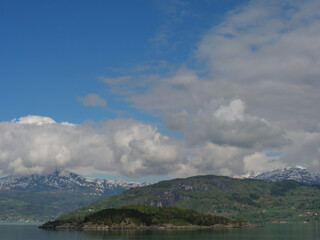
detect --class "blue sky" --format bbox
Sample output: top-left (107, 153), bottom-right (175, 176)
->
top-left (0, 0), bottom-right (243, 124)
top-left (1, 0), bottom-right (320, 182)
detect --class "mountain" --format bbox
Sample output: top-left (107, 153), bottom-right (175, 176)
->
top-left (251, 167), bottom-right (320, 185)
top-left (60, 175), bottom-right (320, 224)
top-left (0, 169), bottom-right (145, 196)
top-left (0, 170), bottom-right (146, 222)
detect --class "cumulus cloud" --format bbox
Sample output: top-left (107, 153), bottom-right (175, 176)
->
top-left (78, 93), bottom-right (107, 107)
top-left (164, 99), bottom-right (289, 150)
top-left (15, 115), bottom-right (56, 125)
top-left (281, 130), bottom-right (320, 172)
top-left (181, 142), bottom-right (250, 177)
top-left (0, 116), bottom-right (182, 177)
top-left (243, 152), bottom-right (286, 174)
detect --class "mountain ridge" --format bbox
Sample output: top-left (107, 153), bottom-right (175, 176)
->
top-left (0, 169), bottom-right (147, 196)
top-left (249, 167), bottom-right (320, 185)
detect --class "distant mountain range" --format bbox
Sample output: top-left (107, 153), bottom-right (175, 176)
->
top-left (238, 167), bottom-right (320, 185)
top-left (0, 170), bottom-right (147, 222)
top-left (1, 167), bottom-right (320, 223)
top-left (0, 169), bottom-right (146, 196)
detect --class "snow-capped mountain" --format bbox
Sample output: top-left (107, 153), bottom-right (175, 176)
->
top-left (233, 171), bottom-right (259, 179)
top-left (251, 167), bottom-right (320, 185)
top-left (0, 169), bottom-right (148, 197)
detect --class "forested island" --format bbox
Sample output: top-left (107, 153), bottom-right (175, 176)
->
top-left (40, 205), bottom-right (253, 230)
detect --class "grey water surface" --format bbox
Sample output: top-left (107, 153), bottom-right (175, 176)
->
top-left (0, 223), bottom-right (319, 240)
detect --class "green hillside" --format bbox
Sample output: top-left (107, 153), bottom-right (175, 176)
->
top-left (0, 190), bottom-right (104, 222)
top-left (59, 175), bottom-right (320, 223)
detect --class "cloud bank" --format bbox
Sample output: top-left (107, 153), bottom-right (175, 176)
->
top-left (164, 99), bottom-right (289, 149)
top-left (0, 116), bottom-right (181, 177)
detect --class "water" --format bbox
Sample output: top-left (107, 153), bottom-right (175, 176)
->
top-left (0, 223), bottom-right (319, 240)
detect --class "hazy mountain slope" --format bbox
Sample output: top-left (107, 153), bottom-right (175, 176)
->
top-left (61, 175), bottom-right (320, 224)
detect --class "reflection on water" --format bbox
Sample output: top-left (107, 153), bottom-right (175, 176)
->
top-left (0, 223), bottom-right (319, 240)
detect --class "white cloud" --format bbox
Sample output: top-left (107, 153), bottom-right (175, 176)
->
top-left (214, 99), bottom-right (245, 122)
top-left (78, 93), bottom-right (107, 107)
top-left (243, 152), bottom-right (285, 174)
top-left (15, 115), bottom-right (56, 125)
top-left (281, 130), bottom-right (320, 171)
top-left (0, 116), bottom-right (182, 177)
top-left (165, 99), bottom-right (289, 150)
top-left (180, 142), bottom-right (250, 177)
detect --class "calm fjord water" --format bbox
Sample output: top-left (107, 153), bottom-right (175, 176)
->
top-left (0, 223), bottom-right (319, 240)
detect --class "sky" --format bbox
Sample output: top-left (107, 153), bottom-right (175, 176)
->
top-left (1, 0), bottom-right (320, 182)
